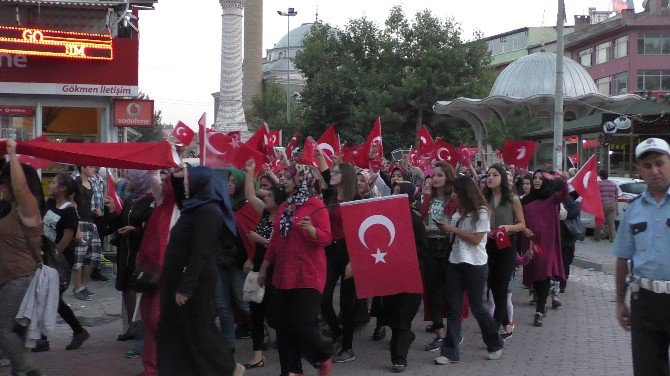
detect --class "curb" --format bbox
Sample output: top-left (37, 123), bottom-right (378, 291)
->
top-left (572, 256), bottom-right (615, 275)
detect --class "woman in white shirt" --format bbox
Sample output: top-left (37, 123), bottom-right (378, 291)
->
top-left (433, 176), bottom-right (503, 365)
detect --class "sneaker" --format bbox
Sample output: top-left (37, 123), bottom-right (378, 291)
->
top-left (31, 339), bottom-right (50, 352)
top-left (125, 350), bottom-right (142, 359)
top-left (500, 331), bottom-right (513, 341)
top-left (433, 356), bottom-right (458, 365)
top-left (332, 349), bottom-right (355, 363)
top-left (487, 349), bottom-right (503, 360)
top-left (318, 359), bottom-right (333, 376)
top-left (460, 335), bottom-right (464, 345)
top-left (66, 329), bottom-right (90, 350)
top-left (425, 336), bottom-right (443, 351)
top-left (392, 363), bottom-right (406, 372)
top-left (533, 313), bottom-right (543, 327)
top-left (74, 290), bottom-right (92, 301)
top-left (551, 299), bottom-right (562, 309)
top-left (372, 326), bottom-right (386, 341)
top-left (83, 287), bottom-right (96, 296)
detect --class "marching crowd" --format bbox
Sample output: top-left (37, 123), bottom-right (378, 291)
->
top-left (1, 136), bottom-right (591, 376)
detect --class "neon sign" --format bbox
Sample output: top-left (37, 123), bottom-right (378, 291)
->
top-left (0, 26), bottom-right (112, 60)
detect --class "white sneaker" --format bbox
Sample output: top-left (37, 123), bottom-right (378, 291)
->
top-left (433, 356), bottom-right (458, 365)
top-left (487, 349), bottom-right (503, 360)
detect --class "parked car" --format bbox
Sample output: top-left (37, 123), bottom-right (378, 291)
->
top-left (579, 177), bottom-right (647, 231)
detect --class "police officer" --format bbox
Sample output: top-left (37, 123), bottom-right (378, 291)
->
top-left (614, 137), bottom-right (670, 376)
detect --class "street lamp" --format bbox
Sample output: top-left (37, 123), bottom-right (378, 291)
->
top-left (277, 7), bottom-right (297, 125)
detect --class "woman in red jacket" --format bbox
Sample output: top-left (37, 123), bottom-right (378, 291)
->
top-left (258, 164), bottom-right (333, 376)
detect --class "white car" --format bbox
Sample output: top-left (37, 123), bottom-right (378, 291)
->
top-left (579, 177), bottom-right (647, 231)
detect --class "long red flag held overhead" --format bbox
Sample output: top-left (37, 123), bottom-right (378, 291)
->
top-left (0, 140), bottom-right (180, 169)
top-left (570, 155), bottom-right (605, 226)
top-left (502, 140), bottom-right (538, 169)
top-left (340, 195), bottom-right (423, 298)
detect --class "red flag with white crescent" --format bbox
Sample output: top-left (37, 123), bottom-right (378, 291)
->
top-left (172, 121), bottom-right (195, 146)
top-left (430, 139), bottom-right (459, 168)
top-left (201, 129), bottom-right (264, 171)
top-left (227, 130), bottom-right (241, 141)
top-left (569, 155), bottom-right (604, 226)
top-left (418, 125), bottom-right (434, 149)
top-left (493, 226), bottom-right (511, 249)
top-left (362, 117), bottom-right (383, 164)
top-left (107, 170), bottom-right (123, 215)
top-left (502, 140), bottom-right (538, 169)
top-left (340, 195), bottom-right (423, 298)
top-left (300, 137), bottom-right (318, 167)
top-left (316, 124), bottom-right (340, 168)
top-left (246, 123), bottom-right (270, 152)
top-left (286, 132), bottom-right (299, 158)
top-left (341, 144), bottom-right (365, 167)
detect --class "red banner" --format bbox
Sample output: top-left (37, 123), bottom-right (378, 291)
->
top-left (0, 106), bottom-right (34, 116)
top-left (113, 99), bottom-right (154, 127)
top-left (340, 195), bottom-right (423, 298)
top-left (502, 140), bottom-right (538, 169)
top-left (570, 155), bottom-right (605, 226)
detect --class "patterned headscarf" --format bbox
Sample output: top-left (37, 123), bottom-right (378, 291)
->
top-left (127, 169), bottom-right (154, 203)
top-left (279, 164), bottom-right (317, 237)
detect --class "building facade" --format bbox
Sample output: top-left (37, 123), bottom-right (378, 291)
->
top-left (484, 26), bottom-right (575, 71)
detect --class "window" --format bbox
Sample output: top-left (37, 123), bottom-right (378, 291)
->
top-left (637, 70), bottom-right (670, 91)
top-left (613, 71), bottom-right (628, 94)
top-left (637, 33), bottom-right (670, 54)
top-left (596, 76), bottom-right (611, 95)
top-left (595, 42), bottom-right (611, 64)
top-left (579, 48), bottom-right (592, 66)
top-left (614, 35), bottom-right (628, 59)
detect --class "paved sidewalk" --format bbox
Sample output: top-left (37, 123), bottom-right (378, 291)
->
top-left (574, 237), bottom-right (617, 275)
top-left (1, 266), bottom-right (632, 376)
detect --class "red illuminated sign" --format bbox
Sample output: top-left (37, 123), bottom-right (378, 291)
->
top-left (0, 26), bottom-right (112, 60)
top-left (0, 106), bottom-right (34, 116)
top-left (113, 99), bottom-right (154, 127)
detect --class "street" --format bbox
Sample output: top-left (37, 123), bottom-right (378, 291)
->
top-left (2, 240), bottom-right (632, 376)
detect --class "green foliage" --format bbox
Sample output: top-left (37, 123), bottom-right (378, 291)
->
top-left (293, 6), bottom-right (495, 152)
top-left (246, 82), bottom-right (304, 144)
top-left (486, 106), bottom-right (541, 150)
top-left (132, 92), bottom-right (166, 142)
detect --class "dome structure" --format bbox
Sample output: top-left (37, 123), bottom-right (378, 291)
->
top-left (273, 23), bottom-right (316, 49)
top-left (489, 52), bottom-right (598, 98)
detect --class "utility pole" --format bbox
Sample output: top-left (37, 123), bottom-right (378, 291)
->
top-left (553, 0), bottom-right (565, 171)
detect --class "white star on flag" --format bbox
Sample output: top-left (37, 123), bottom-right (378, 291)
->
top-left (371, 248), bottom-right (387, 264)
top-left (230, 138), bottom-right (241, 149)
top-left (447, 155), bottom-right (452, 161)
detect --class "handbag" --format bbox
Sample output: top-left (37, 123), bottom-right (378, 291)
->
top-left (130, 265), bottom-right (159, 292)
top-left (19, 219), bottom-right (71, 293)
top-left (563, 216), bottom-right (584, 239)
top-left (243, 271), bottom-right (265, 303)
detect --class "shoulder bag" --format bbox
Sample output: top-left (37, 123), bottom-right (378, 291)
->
top-left (20, 220), bottom-right (71, 293)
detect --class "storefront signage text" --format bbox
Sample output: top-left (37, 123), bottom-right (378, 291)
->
top-left (0, 106), bottom-right (34, 116)
top-left (0, 26), bottom-right (112, 60)
top-left (113, 99), bottom-right (154, 127)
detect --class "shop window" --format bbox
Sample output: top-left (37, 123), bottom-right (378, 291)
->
top-left (637, 70), bottom-right (670, 91)
top-left (613, 71), bottom-right (628, 94)
top-left (637, 33), bottom-right (670, 55)
top-left (595, 42), bottom-right (611, 64)
top-left (42, 107), bottom-right (99, 139)
top-left (579, 48), bottom-right (592, 66)
top-left (614, 35), bottom-right (628, 59)
top-left (0, 106), bottom-right (34, 139)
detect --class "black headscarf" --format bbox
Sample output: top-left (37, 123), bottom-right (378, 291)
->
top-left (395, 181), bottom-right (421, 215)
top-left (180, 166), bottom-right (237, 236)
top-left (520, 169), bottom-right (554, 205)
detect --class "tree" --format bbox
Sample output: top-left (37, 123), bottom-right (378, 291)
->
top-left (294, 6), bottom-right (495, 152)
top-left (131, 93), bottom-right (167, 142)
top-left (246, 82), bottom-right (304, 144)
top-left (486, 106), bottom-right (541, 150)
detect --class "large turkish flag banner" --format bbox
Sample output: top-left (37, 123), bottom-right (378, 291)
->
top-left (340, 195), bottom-right (423, 298)
top-left (570, 154), bottom-right (605, 226)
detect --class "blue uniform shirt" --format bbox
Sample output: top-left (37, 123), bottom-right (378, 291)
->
top-left (613, 187), bottom-right (670, 281)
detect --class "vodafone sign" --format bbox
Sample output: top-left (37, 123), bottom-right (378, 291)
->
top-left (113, 99), bottom-right (154, 127)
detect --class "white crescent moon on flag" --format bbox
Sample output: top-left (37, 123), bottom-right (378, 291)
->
top-left (437, 147), bottom-right (448, 161)
top-left (516, 146), bottom-right (526, 160)
top-left (496, 230), bottom-right (505, 243)
top-left (420, 136), bottom-right (427, 145)
top-left (175, 126), bottom-right (189, 138)
top-left (318, 143), bottom-right (335, 156)
top-left (358, 215), bottom-right (396, 250)
top-left (205, 132), bottom-right (224, 156)
top-left (270, 135), bottom-right (277, 145)
top-left (583, 171), bottom-right (591, 189)
top-left (372, 136), bottom-right (382, 145)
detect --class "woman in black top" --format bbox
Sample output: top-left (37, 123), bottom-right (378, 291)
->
top-left (157, 166), bottom-right (243, 376)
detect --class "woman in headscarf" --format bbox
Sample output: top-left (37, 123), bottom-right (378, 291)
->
top-left (520, 170), bottom-right (567, 327)
top-left (258, 164), bottom-right (334, 376)
top-left (157, 166), bottom-right (243, 376)
top-left (377, 181), bottom-right (426, 373)
top-left (107, 169), bottom-right (156, 341)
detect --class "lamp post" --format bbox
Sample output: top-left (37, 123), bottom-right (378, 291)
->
top-left (277, 7), bottom-right (297, 125)
top-left (552, 0), bottom-right (565, 171)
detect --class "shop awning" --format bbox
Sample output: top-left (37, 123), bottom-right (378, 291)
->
top-left (524, 100), bottom-right (670, 139)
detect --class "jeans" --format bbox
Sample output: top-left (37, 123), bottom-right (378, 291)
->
top-left (0, 276), bottom-right (36, 376)
top-left (215, 264), bottom-right (250, 349)
top-left (631, 289), bottom-right (670, 376)
top-left (441, 263), bottom-right (502, 361)
top-left (424, 246), bottom-right (450, 329)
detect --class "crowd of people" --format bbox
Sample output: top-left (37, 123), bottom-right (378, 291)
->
top-left (0, 137), bottom-right (589, 376)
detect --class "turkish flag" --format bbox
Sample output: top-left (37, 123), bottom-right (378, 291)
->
top-left (569, 153), bottom-right (580, 167)
top-left (341, 144), bottom-right (365, 167)
top-left (17, 155), bottom-right (56, 170)
top-left (340, 195), bottom-right (423, 298)
top-left (245, 123), bottom-right (269, 152)
top-left (227, 130), bottom-right (241, 141)
top-left (459, 144), bottom-right (478, 165)
top-left (261, 130), bottom-right (282, 162)
top-left (493, 226), bottom-right (511, 249)
top-left (300, 137), bottom-right (318, 167)
top-left (107, 170), bottom-right (123, 215)
top-left (286, 132), bottom-right (299, 158)
top-left (172, 121), bottom-right (195, 146)
top-left (201, 129), bottom-right (264, 171)
top-left (418, 125), bottom-right (434, 149)
top-left (502, 140), bottom-right (538, 169)
top-left (569, 155), bottom-right (605, 226)
top-left (431, 139), bottom-right (460, 168)
top-left (316, 124), bottom-right (340, 168)
top-left (362, 117), bottom-right (383, 162)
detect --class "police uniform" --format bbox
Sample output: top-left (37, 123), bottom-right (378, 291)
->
top-left (614, 185), bottom-right (670, 375)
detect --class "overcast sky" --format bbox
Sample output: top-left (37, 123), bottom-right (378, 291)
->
top-left (137, 0), bottom-right (644, 129)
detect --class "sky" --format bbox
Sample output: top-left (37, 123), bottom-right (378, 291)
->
top-left (137, 0), bottom-right (645, 129)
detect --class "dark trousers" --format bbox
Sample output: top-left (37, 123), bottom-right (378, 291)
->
top-left (486, 239), bottom-right (516, 327)
top-left (249, 283), bottom-right (276, 352)
top-left (534, 278), bottom-right (551, 314)
top-left (631, 289), bottom-right (670, 376)
top-left (275, 288), bottom-right (332, 376)
top-left (561, 244), bottom-right (575, 289)
top-left (58, 296), bottom-right (84, 334)
top-left (441, 263), bottom-right (502, 361)
top-left (321, 242), bottom-right (359, 350)
top-left (390, 329), bottom-right (416, 366)
top-left (424, 245), bottom-right (450, 329)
